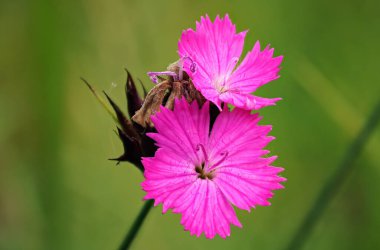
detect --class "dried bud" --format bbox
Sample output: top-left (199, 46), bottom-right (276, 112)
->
top-left (103, 70), bottom-right (163, 169)
top-left (110, 128), bottom-right (143, 170)
top-left (132, 61), bottom-right (206, 127)
top-left (132, 80), bottom-right (171, 127)
top-left (103, 92), bottom-right (144, 167)
top-left (125, 69), bottom-right (143, 118)
top-left (103, 91), bottom-right (140, 142)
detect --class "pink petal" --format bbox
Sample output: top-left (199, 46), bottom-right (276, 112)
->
top-left (227, 41), bottom-right (283, 93)
top-left (148, 98), bottom-right (210, 164)
top-left (178, 15), bottom-right (246, 109)
top-left (208, 107), bottom-right (266, 157)
top-left (142, 150), bottom-right (198, 212)
top-left (218, 42), bottom-right (282, 110)
top-left (178, 16), bottom-right (283, 111)
top-left (179, 180), bottom-right (241, 238)
top-left (219, 91), bottom-right (282, 110)
top-left (208, 107), bottom-right (285, 210)
top-left (142, 99), bottom-right (285, 238)
top-left (215, 166), bottom-right (286, 210)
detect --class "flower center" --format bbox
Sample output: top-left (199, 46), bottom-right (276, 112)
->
top-left (195, 144), bottom-right (228, 180)
top-left (195, 164), bottom-right (215, 180)
top-left (213, 57), bottom-right (240, 93)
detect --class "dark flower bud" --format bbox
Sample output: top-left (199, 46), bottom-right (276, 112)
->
top-left (109, 128), bottom-right (143, 171)
top-left (85, 68), bottom-right (206, 171)
top-left (125, 69), bottom-right (143, 118)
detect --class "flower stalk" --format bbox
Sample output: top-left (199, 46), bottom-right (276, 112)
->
top-left (118, 199), bottom-right (154, 250)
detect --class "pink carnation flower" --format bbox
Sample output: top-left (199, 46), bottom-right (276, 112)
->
top-left (142, 98), bottom-right (285, 238)
top-left (178, 15), bottom-right (283, 110)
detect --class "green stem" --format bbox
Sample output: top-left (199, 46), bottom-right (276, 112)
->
top-left (285, 99), bottom-right (380, 250)
top-left (118, 199), bottom-right (154, 250)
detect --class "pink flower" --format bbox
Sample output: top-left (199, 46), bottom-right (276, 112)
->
top-left (141, 98), bottom-right (285, 238)
top-left (178, 15), bottom-right (283, 110)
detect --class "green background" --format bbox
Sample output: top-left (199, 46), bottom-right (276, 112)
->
top-left (1, 0), bottom-right (380, 249)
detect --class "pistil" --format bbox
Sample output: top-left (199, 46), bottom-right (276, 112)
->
top-left (195, 144), bottom-right (229, 180)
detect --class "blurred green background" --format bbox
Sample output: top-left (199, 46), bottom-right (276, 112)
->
top-left (1, 0), bottom-right (380, 249)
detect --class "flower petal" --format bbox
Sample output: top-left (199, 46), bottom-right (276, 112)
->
top-left (178, 14), bottom-right (246, 109)
top-left (227, 41), bottom-right (283, 93)
top-left (178, 16), bottom-right (283, 111)
top-left (208, 107), bottom-right (285, 210)
top-left (214, 166), bottom-right (286, 210)
top-left (142, 98), bottom-right (285, 238)
top-left (208, 107), bottom-right (267, 158)
top-left (178, 180), bottom-right (241, 238)
top-left (142, 149), bottom-right (198, 211)
top-left (148, 98), bottom-right (210, 164)
top-left (219, 91), bottom-right (282, 110)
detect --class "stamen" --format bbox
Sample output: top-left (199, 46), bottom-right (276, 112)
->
top-left (209, 151), bottom-right (229, 171)
top-left (196, 143), bottom-right (208, 166)
top-left (147, 71), bottom-right (178, 84)
top-left (149, 74), bottom-right (158, 84)
top-left (179, 56), bottom-right (197, 81)
top-left (190, 62), bottom-right (197, 73)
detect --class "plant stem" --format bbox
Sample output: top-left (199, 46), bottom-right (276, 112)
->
top-left (118, 199), bottom-right (154, 250)
top-left (285, 99), bottom-right (380, 250)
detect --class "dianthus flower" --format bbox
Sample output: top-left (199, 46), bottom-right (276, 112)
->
top-left (178, 15), bottom-right (283, 110)
top-left (142, 98), bottom-right (285, 238)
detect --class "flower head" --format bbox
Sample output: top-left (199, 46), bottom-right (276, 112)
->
top-left (178, 15), bottom-right (283, 110)
top-left (142, 98), bottom-right (285, 238)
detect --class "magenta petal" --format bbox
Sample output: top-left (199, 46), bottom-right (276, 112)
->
top-left (208, 106), bottom-right (285, 209)
top-left (142, 98), bottom-right (285, 238)
top-left (228, 41), bottom-right (283, 93)
top-left (179, 180), bottom-right (241, 238)
top-left (178, 15), bottom-right (283, 110)
top-left (179, 14), bottom-right (245, 80)
top-left (148, 98), bottom-right (209, 164)
top-left (178, 15), bottom-right (246, 109)
top-left (219, 91), bottom-right (282, 110)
